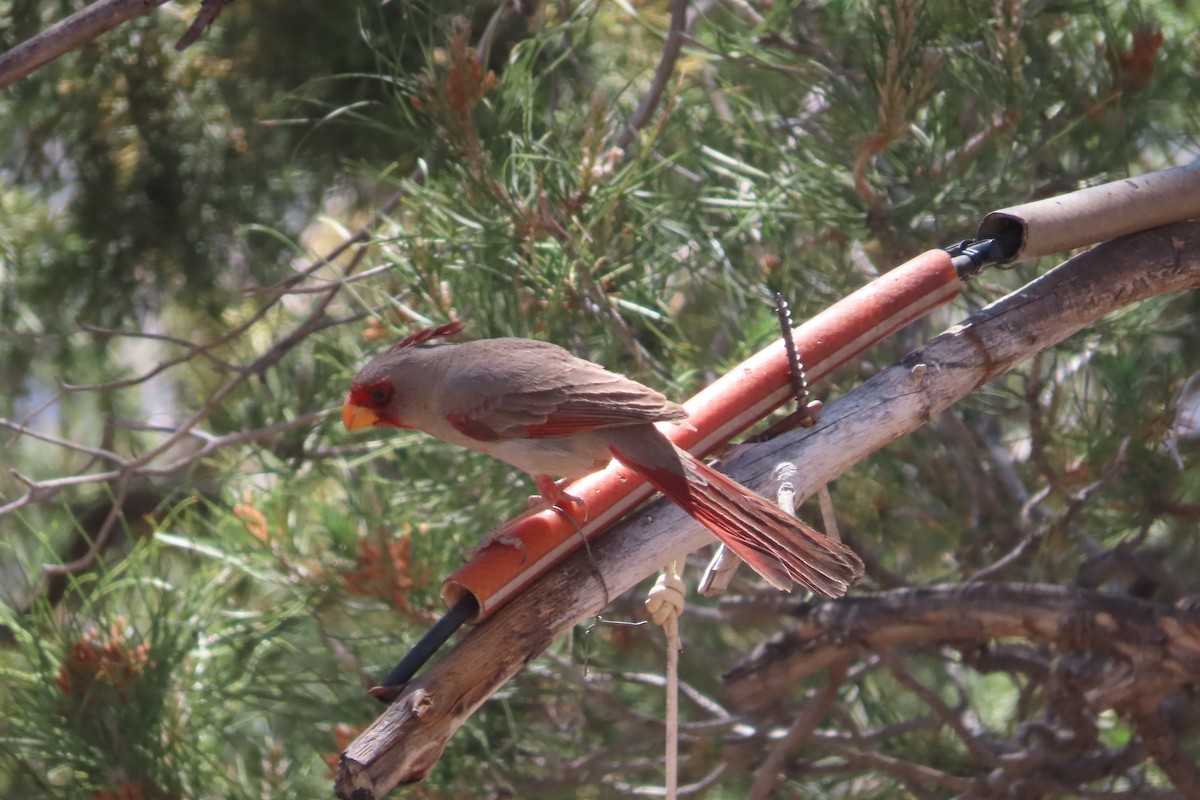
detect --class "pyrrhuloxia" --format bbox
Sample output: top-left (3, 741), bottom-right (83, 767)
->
top-left (342, 322), bottom-right (863, 597)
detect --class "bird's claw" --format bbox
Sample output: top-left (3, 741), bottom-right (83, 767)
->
top-left (530, 475), bottom-right (590, 524)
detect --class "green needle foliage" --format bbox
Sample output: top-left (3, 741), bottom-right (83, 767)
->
top-left (2, 0), bottom-right (1200, 797)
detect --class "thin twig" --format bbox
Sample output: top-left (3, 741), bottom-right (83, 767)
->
top-left (60, 298), bottom-right (281, 393)
top-left (175, 0), bottom-right (235, 51)
top-left (315, 611), bottom-right (376, 691)
top-left (244, 263), bottom-right (397, 296)
top-left (42, 480), bottom-right (130, 578)
top-left (136, 410), bottom-right (332, 476)
top-left (615, 0), bottom-right (691, 150)
top-left (3, 410), bottom-right (330, 516)
top-left (79, 322), bottom-right (240, 370)
top-left (0, 487), bottom-right (34, 516)
top-left (879, 648), bottom-right (1005, 768)
top-left (747, 659), bottom-right (847, 800)
top-left (475, 0), bottom-right (525, 67)
top-left (811, 739), bottom-right (976, 792)
top-left (0, 418), bottom-right (128, 465)
top-left (9, 387), bottom-right (67, 436)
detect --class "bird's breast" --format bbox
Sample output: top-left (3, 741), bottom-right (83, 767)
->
top-left (472, 433), bottom-right (613, 480)
top-left (406, 407), bottom-right (614, 479)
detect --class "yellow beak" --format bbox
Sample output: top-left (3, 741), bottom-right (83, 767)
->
top-left (342, 400), bottom-right (381, 430)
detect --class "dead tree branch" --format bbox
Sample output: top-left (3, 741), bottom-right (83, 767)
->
top-left (724, 583), bottom-right (1200, 707)
top-left (723, 582), bottom-right (1200, 796)
top-left (0, 0), bottom-right (168, 89)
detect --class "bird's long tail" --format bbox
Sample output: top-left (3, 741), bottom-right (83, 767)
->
top-left (605, 427), bottom-right (863, 597)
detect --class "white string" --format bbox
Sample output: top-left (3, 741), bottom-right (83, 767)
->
top-left (646, 560), bottom-right (685, 799)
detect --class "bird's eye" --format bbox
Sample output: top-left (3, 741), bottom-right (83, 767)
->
top-left (369, 385), bottom-right (391, 405)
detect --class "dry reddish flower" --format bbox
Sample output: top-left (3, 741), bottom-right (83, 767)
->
top-left (342, 534), bottom-right (415, 611)
top-left (233, 494), bottom-right (271, 542)
top-left (324, 722), bottom-right (367, 776)
top-left (363, 317), bottom-right (388, 342)
top-left (55, 623), bottom-right (151, 706)
top-left (1114, 25), bottom-right (1164, 90)
top-left (90, 778), bottom-right (178, 800)
top-left (91, 780), bottom-right (145, 800)
top-left (414, 17), bottom-right (495, 136)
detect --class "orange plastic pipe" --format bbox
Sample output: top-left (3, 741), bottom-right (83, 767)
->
top-left (443, 249), bottom-right (960, 620)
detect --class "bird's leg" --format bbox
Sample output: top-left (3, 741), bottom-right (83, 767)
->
top-left (529, 475), bottom-right (589, 523)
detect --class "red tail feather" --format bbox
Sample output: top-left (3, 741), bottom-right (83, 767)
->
top-left (606, 429), bottom-right (863, 597)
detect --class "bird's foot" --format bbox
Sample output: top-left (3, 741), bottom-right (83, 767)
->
top-left (531, 476), bottom-right (590, 524)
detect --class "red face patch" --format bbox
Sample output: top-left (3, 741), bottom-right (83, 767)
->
top-left (347, 381), bottom-right (406, 427)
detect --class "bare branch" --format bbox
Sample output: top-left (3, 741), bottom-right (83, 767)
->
top-left (7, 387), bottom-right (67, 433)
top-left (969, 438), bottom-right (1131, 584)
top-left (964, 510), bottom-right (1049, 583)
top-left (0, 418), bottom-right (128, 465)
top-left (747, 659), bottom-right (847, 800)
top-left (811, 740), bottom-right (976, 792)
top-left (878, 648), bottom-right (1005, 767)
top-left (1, 410), bottom-right (329, 519)
top-left (0, 0), bottom-right (168, 89)
top-left (826, 715), bottom-right (941, 745)
top-left (10, 467), bottom-right (121, 494)
top-left (42, 481), bottom-right (130, 578)
top-left (0, 486), bottom-right (34, 517)
top-left (142, 409), bottom-right (331, 474)
top-left (62, 186), bottom-right (407, 395)
top-left (256, 187), bottom-right (408, 296)
top-left (175, 0), bottom-right (236, 51)
top-left (78, 323), bottom-right (240, 372)
top-left (60, 304), bottom-right (274, 393)
top-left (1127, 700), bottom-right (1200, 797)
top-left (723, 583), bottom-right (1200, 710)
top-left (243, 263), bottom-right (398, 296)
top-left (615, 0), bottom-right (691, 150)
top-left (475, 0), bottom-right (528, 67)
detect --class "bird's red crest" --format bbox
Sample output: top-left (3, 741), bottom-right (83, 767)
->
top-left (388, 320), bottom-right (465, 353)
